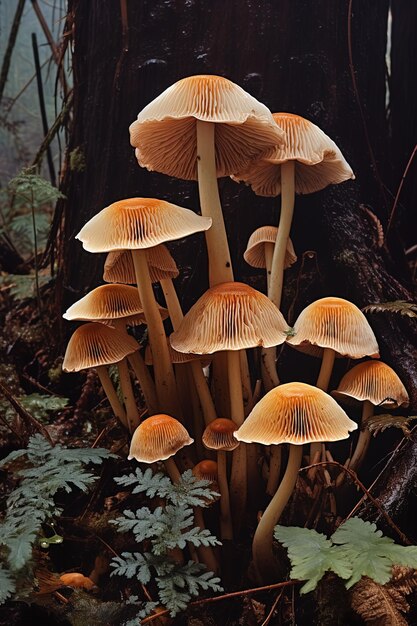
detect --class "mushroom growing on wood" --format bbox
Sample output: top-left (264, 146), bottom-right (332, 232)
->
top-left (332, 360), bottom-right (409, 470)
top-left (235, 382), bottom-right (357, 583)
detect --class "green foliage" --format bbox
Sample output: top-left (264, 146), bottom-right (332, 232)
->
top-left (0, 392), bottom-right (68, 422)
top-left (111, 467), bottom-right (222, 621)
top-left (0, 435), bottom-right (112, 602)
top-left (274, 517), bottom-right (417, 594)
top-left (0, 273), bottom-right (52, 300)
top-left (8, 170), bottom-right (65, 207)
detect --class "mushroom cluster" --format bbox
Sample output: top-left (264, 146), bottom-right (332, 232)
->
top-left (62, 74), bottom-right (409, 588)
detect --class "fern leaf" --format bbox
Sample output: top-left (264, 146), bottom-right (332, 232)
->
top-left (362, 301), bottom-right (417, 318)
top-left (274, 525), bottom-right (352, 593)
top-left (0, 566), bottom-right (15, 603)
top-left (110, 553), bottom-right (151, 584)
top-left (367, 414), bottom-right (417, 437)
top-left (4, 529), bottom-right (37, 570)
top-left (115, 467), bottom-right (171, 498)
top-left (350, 576), bottom-right (408, 625)
top-left (168, 470), bottom-right (220, 507)
top-left (331, 518), bottom-right (417, 588)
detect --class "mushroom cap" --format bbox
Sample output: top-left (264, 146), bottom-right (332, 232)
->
top-left (103, 246), bottom-right (179, 284)
top-left (192, 459), bottom-right (219, 482)
top-left (235, 382), bottom-right (357, 445)
top-left (244, 225), bottom-right (297, 270)
top-left (202, 418), bottom-right (240, 451)
top-left (63, 284), bottom-right (168, 325)
top-left (232, 112), bottom-right (354, 196)
top-left (62, 323), bottom-right (139, 372)
top-left (128, 414), bottom-right (193, 463)
top-left (59, 573), bottom-right (95, 590)
top-left (332, 360), bottom-right (409, 408)
top-left (129, 74), bottom-right (286, 181)
top-left (286, 296), bottom-right (380, 359)
top-left (144, 341), bottom-right (211, 366)
top-left (170, 281), bottom-right (289, 354)
top-left (76, 197), bottom-right (212, 253)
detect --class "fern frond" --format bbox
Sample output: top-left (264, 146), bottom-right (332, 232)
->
top-left (362, 301), bottom-right (417, 318)
top-left (350, 576), bottom-right (407, 625)
top-left (0, 566), bottom-right (15, 603)
top-left (367, 414), bottom-right (417, 437)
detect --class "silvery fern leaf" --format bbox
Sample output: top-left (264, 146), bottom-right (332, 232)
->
top-left (0, 566), bottom-right (15, 603)
top-left (110, 553), bottom-right (151, 584)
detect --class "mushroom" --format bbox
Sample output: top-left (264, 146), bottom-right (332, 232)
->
top-left (103, 245), bottom-right (179, 285)
top-left (62, 323), bottom-right (139, 429)
top-left (287, 296), bottom-right (379, 461)
top-left (59, 573), bottom-right (95, 590)
top-left (244, 226), bottom-right (297, 291)
top-left (129, 75), bottom-right (285, 287)
top-left (76, 197), bottom-right (211, 417)
top-left (171, 281), bottom-right (289, 524)
top-left (202, 418), bottom-right (239, 540)
top-left (235, 382), bottom-right (357, 583)
top-left (332, 360), bottom-right (409, 471)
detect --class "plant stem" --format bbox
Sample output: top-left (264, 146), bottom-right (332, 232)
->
top-left (131, 249), bottom-right (179, 416)
top-left (252, 444), bottom-right (303, 583)
top-left (117, 358), bottom-right (140, 432)
top-left (349, 400), bottom-right (374, 471)
top-left (95, 365), bottom-right (128, 428)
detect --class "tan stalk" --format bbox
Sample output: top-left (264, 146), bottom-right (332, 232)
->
top-left (264, 241), bottom-right (274, 292)
top-left (117, 358), bottom-right (140, 432)
top-left (266, 445), bottom-right (282, 497)
top-left (348, 400), bottom-right (374, 471)
top-left (217, 450), bottom-right (233, 540)
top-left (95, 365), bottom-right (128, 428)
top-left (253, 444), bottom-right (303, 583)
top-left (227, 350), bottom-right (247, 526)
top-left (311, 347), bottom-right (336, 460)
top-left (131, 249), bottom-right (179, 416)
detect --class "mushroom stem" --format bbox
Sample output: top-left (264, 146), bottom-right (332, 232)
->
top-left (127, 351), bottom-right (159, 415)
top-left (311, 348), bottom-right (336, 460)
top-left (131, 249), bottom-right (179, 416)
top-left (164, 457), bottom-right (182, 483)
top-left (264, 242), bottom-right (274, 292)
top-left (260, 346), bottom-right (280, 392)
top-left (252, 444), bottom-right (303, 583)
top-left (160, 277), bottom-right (183, 329)
top-left (268, 160), bottom-right (295, 308)
top-left (349, 400), bottom-right (374, 471)
top-left (227, 350), bottom-right (247, 527)
top-left (95, 365), bottom-right (128, 428)
top-left (118, 358), bottom-right (140, 432)
top-left (193, 506), bottom-right (220, 574)
top-left (196, 120), bottom-right (234, 287)
top-left (266, 445), bottom-right (282, 496)
top-left (217, 450), bottom-right (233, 541)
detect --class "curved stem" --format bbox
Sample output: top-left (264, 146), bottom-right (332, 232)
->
top-left (160, 277), bottom-right (183, 329)
top-left (217, 450), bottom-right (233, 541)
top-left (228, 350), bottom-right (247, 528)
top-left (268, 161), bottom-right (295, 308)
top-left (127, 351), bottom-right (158, 415)
top-left (164, 457), bottom-right (182, 483)
top-left (310, 347), bottom-right (336, 461)
top-left (349, 400), bottom-right (374, 471)
top-left (196, 120), bottom-right (234, 286)
top-left (252, 444), bottom-right (303, 584)
top-left (118, 358), bottom-right (140, 432)
top-left (131, 249), bottom-right (179, 417)
top-left (95, 365), bottom-right (128, 428)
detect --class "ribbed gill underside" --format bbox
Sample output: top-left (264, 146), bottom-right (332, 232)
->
top-left (332, 360), bottom-right (409, 408)
top-left (202, 418), bottom-right (239, 451)
top-left (287, 296), bottom-right (380, 358)
top-left (63, 284), bottom-right (146, 321)
top-left (244, 225), bottom-right (297, 269)
top-left (128, 414), bottom-right (193, 463)
top-left (76, 198), bottom-right (212, 253)
top-left (63, 323), bottom-right (139, 371)
top-left (170, 282), bottom-right (289, 354)
top-left (103, 246), bottom-right (179, 285)
top-left (235, 382), bottom-right (357, 445)
top-left (232, 112), bottom-right (354, 196)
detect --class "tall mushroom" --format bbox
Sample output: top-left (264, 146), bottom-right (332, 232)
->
top-left (76, 197), bottom-right (211, 417)
top-left (332, 360), bottom-right (409, 470)
top-left (235, 382), bottom-right (357, 583)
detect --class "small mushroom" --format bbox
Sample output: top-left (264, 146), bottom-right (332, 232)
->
top-left (59, 572), bottom-right (95, 590)
top-left (244, 226), bottom-right (297, 291)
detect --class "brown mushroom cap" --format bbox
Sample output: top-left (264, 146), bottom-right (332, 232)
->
top-left (235, 382), bottom-right (357, 445)
top-left (103, 246), bottom-right (179, 285)
top-left (244, 225), bottom-right (297, 270)
top-left (63, 284), bottom-right (168, 325)
top-left (128, 414), bottom-right (194, 463)
top-left (232, 112), bottom-right (354, 196)
top-left (144, 341), bottom-right (211, 366)
top-left (129, 74), bottom-right (286, 181)
top-left (202, 418), bottom-right (239, 451)
top-left (59, 573), bottom-right (95, 590)
top-left (332, 360), bottom-right (409, 408)
top-left (286, 296), bottom-right (379, 359)
top-left (62, 323), bottom-right (139, 372)
top-left (76, 197), bottom-right (212, 253)
top-left (192, 459), bottom-right (219, 482)
top-left (170, 281), bottom-right (289, 354)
